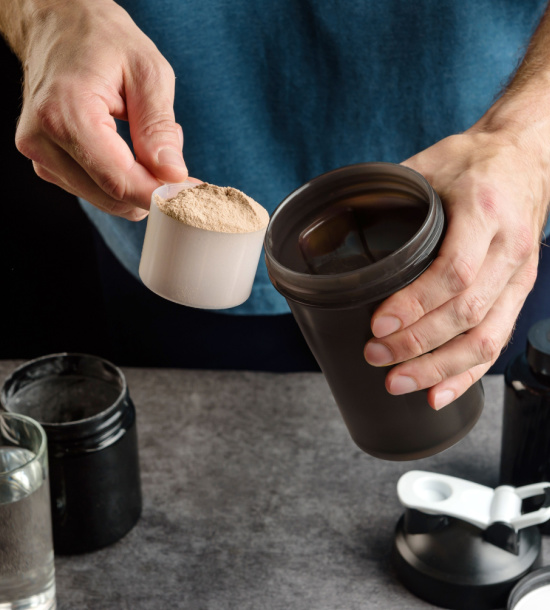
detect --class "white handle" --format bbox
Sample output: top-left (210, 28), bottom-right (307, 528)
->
top-left (397, 470), bottom-right (550, 531)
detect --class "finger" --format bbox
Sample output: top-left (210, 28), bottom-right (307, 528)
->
top-left (365, 244), bottom-right (519, 366)
top-left (429, 361), bottom-right (491, 411)
top-left (17, 91), bottom-right (167, 209)
top-left (176, 123), bottom-right (184, 149)
top-left (125, 57), bottom-right (188, 184)
top-left (31, 138), bottom-right (150, 221)
top-left (382, 262), bottom-right (536, 406)
top-left (370, 202), bottom-right (496, 339)
top-left (35, 162), bottom-right (149, 222)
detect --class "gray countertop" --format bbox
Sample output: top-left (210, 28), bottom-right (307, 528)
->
top-left (0, 362), bottom-right (546, 610)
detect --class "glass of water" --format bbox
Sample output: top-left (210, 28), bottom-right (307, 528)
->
top-left (0, 413), bottom-right (55, 610)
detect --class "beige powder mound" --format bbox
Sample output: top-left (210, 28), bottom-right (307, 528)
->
top-left (156, 183), bottom-right (269, 233)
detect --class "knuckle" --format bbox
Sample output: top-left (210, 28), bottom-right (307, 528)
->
top-left (141, 115), bottom-right (178, 139)
top-left (522, 258), bottom-right (539, 289)
top-left (15, 131), bottom-right (40, 160)
top-left (71, 139), bottom-right (95, 170)
top-left (428, 359), bottom-right (448, 385)
top-left (35, 96), bottom-right (67, 139)
top-left (466, 367), bottom-right (477, 387)
top-left (445, 254), bottom-right (476, 293)
top-left (475, 186), bottom-right (500, 223)
top-left (401, 328), bottom-right (428, 359)
top-left (134, 54), bottom-right (175, 87)
top-left (407, 293), bottom-right (429, 321)
top-left (453, 293), bottom-right (486, 328)
top-left (32, 161), bottom-right (56, 184)
top-left (475, 332), bottom-right (501, 364)
top-left (104, 201), bottom-right (130, 217)
top-left (149, 53), bottom-right (176, 82)
top-left (100, 172), bottom-right (128, 202)
top-left (125, 207), bottom-right (149, 222)
top-left (159, 58), bottom-right (176, 82)
top-left (511, 224), bottom-right (536, 262)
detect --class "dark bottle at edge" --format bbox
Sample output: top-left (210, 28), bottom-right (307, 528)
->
top-left (500, 318), bottom-right (550, 532)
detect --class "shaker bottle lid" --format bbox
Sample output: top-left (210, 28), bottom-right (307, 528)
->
top-left (392, 471), bottom-right (550, 609)
top-left (526, 318), bottom-right (550, 378)
top-left (508, 567), bottom-right (550, 609)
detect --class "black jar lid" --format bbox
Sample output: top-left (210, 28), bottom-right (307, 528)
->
top-left (526, 318), bottom-right (550, 378)
top-left (0, 353), bottom-right (130, 446)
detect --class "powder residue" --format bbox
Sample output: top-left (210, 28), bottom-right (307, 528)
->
top-left (156, 183), bottom-right (269, 233)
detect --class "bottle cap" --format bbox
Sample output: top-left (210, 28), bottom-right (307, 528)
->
top-left (526, 318), bottom-right (550, 378)
top-left (392, 470), bottom-right (550, 609)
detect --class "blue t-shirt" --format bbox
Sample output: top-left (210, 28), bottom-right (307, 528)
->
top-left (81, 0), bottom-right (548, 315)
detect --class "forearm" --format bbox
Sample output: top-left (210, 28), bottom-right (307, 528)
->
top-left (0, 0), bottom-right (114, 63)
top-left (475, 5), bottom-right (550, 189)
top-left (0, 0), bottom-right (34, 60)
top-left (505, 2), bottom-right (550, 97)
top-left (0, 0), bottom-right (72, 61)
top-left (468, 4), bottom-right (550, 236)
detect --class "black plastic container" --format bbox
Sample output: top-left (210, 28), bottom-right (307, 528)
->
top-left (393, 512), bottom-right (542, 610)
top-left (0, 353), bottom-right (142, 554)
top-left (500, 318), bottom-right (550, 532)
top-left (265, 163), bottom-right (484, 460)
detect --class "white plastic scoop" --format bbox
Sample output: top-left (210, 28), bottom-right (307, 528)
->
top-left (139, 181), bottom-right (268, 309)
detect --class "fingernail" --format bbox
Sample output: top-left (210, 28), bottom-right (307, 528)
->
top-left (433, 389), bottom-right (456, 411)
top-left (372, 316), bottom-right (402, 338)
top-left (365, 342), bottom-right (393, 366)
top-left (157, 147), bottom-right (187, 169)
top-left (389, 375), bottom-right (418, 395)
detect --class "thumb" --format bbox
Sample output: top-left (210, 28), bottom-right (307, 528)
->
top-left (126, 60), bottom-right (188, 184)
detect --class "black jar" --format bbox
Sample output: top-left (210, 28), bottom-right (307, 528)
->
top-left (500, 318), bottom-right (550, 531)
top-left (0, 353), bottom-right (142, 554)
top-left (265, 162), bottom-right (484, 461)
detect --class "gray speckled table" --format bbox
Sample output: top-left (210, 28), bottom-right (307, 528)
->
top-left (1, 362), bottom-right (546, 610)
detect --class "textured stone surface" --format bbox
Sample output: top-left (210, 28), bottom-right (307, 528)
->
top-left (0, 362), bottom-right (545, 609)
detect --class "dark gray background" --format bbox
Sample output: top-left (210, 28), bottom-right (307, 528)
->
top-left (0, 39), bottom-right (110, 360)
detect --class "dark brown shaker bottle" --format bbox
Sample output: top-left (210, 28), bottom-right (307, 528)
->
top-left (264, 162), bottom-right (484, 460)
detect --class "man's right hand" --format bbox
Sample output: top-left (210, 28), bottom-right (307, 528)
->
top-left (10, 0), bottom-right (187, 220)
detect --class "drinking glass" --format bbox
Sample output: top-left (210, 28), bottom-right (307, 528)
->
top-left (0, 413), bottom-right (55, 610)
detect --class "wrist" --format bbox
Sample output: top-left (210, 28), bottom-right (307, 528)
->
top-left (10, 0), bottom-right (116, 63)
top-left (468, 91), bottom-right (550, 235)
top-left (473, 90), bottom-right (550, 174)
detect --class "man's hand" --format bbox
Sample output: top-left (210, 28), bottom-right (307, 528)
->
top-left (9, 0), bottom-right (187, 220)
top-left (364, 128), bottom-right (548, 409)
